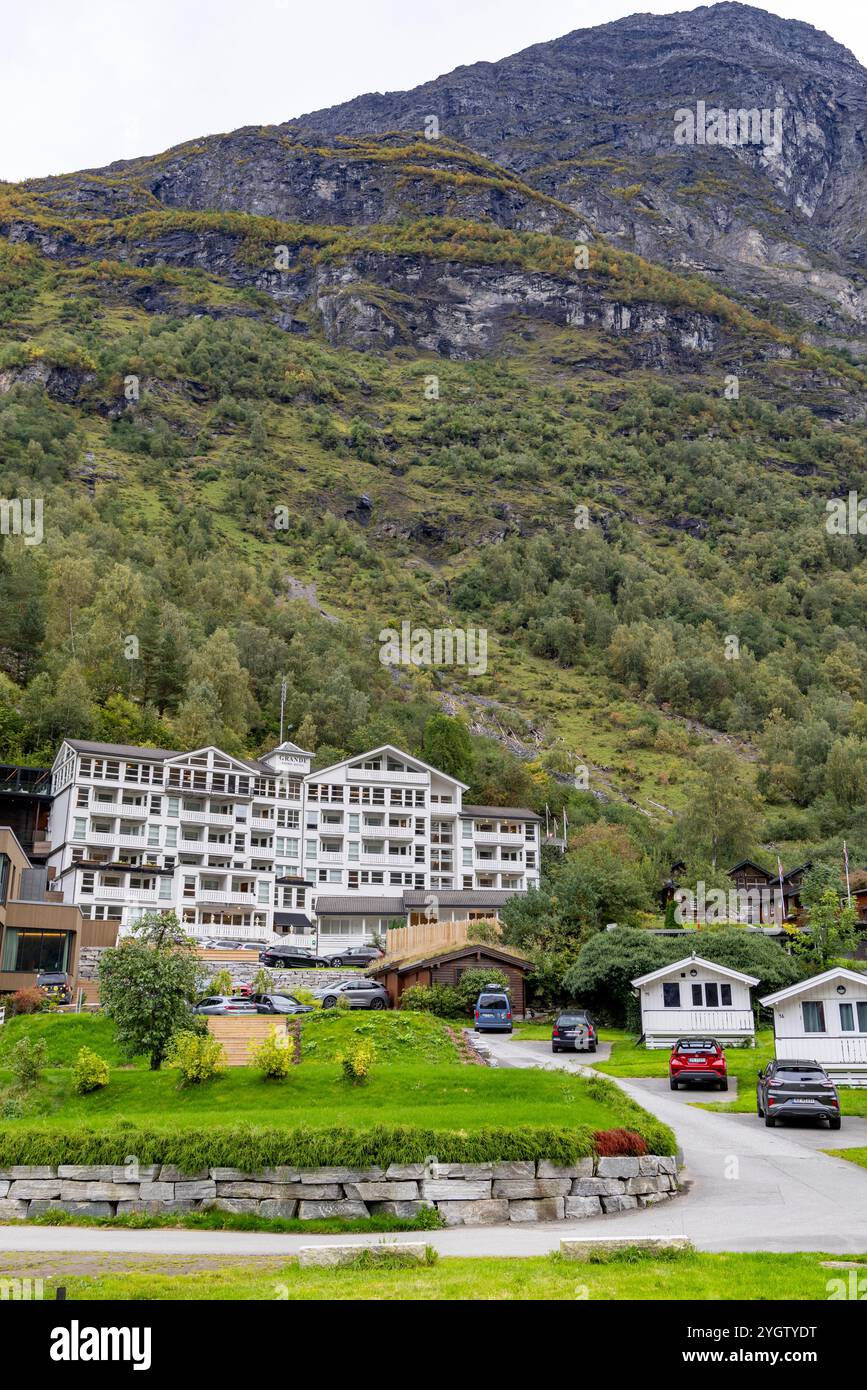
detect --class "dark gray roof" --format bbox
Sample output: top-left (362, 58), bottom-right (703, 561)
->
top-left (314, 896), bottom-right (406, 916)
top-left (274, 912), bottom-right (314, 928)
top-left (66, 739), bottom-right (178, 760)
top-left (462, 805), bottom-right (541, 821)
top-left (403, 889), bottom-right (515, 907)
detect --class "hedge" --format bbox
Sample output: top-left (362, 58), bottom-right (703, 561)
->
top-left (0, 1118), bottom-right (674, 1173)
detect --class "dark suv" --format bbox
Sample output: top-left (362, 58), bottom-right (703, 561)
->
top-left (36, 971), bottom-right (72, 1005)
top-left (551, 1009), bottom-right (596, 1053)
top-left (259, 943), bottom-right (330, 968)
top-left (321, 945), bottom-right (384, 968)
top-left (757, 1058), bottom-right (841, 1129)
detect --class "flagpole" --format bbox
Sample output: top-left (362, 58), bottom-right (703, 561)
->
top-left (844, 841), bottom-right (851, 905)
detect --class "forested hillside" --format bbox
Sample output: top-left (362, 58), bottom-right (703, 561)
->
top-left (1, 3), bottom-right (867, 880)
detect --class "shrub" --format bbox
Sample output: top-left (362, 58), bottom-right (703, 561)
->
top-left (249, 1026), bottom-right (294, 1079)
top-left (206, 969), bottom-right (234, 997)
top-left (400, 984), bottom-right (462, 1017)
top-left (454, 968), bottom-right (510, 1014)
top-left (290, 986), bottom-right (321, 1009)
top-left (0, 1095), bottom-right (24, 1119)
top-left (166, 1030), bottom-right (227, 1084)
top-left (10, 988), bottom-right (47, 1016)
top-left (592, 1128), bottom-right (649, 1157)
top-left (8, 1036), bottom-right (48, 1090)
top-left (72, 1047), bottom-right (110, 1095)
top-left (250, 967), bottom-right (274, 996)
top-left (335, 993), bottom-right (351, 1011)
top-left (337, 1037), bottom-right (376, 1084)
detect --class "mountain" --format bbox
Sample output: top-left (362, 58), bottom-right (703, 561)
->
top-left (1, 3), bottom-right (866, 866)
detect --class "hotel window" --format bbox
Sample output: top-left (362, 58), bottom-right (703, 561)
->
top-left (76, 788), bottom-right (89, 807)
top-left (159, 878), bottom-right (173, 900)
top-left (73, 818), bottom-right (87, 841)
top-left (802, 1001), bottom-right (826, 1033)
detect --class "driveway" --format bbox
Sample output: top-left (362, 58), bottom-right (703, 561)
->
top-left (475, 1033), bottom-right (867, 1252)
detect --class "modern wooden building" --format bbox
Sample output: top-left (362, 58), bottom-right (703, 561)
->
top-left (371, 942), bottom-right (532, 1015)
top-left (0, 827), bottom-right (86, 995)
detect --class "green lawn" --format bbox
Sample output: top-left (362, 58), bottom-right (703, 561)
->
top-left (0, 1014), bottom-right (145, 1068)
top-left (298, 1010), bottom-right (460, 1064)
top-left (704, 1088), bottom-right (867, 1117)
top-left (826, 1147), bottom-right (867, 1169)
top-left (594, 1029), bottom-right (777, 1084)
top-left (40, 1249), bottom-right (867, 1301)
top-left (0, 1062), bottom-right (629, 1133)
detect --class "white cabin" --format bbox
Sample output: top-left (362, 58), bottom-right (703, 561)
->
top-left (760, 967), bottom-right (867, 1087)
top-left (631, 954), bottom-right (758, 1049)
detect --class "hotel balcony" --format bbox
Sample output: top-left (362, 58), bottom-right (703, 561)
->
top-left (350, 768), bottom-right (427, 785)
top-left (179, 809), bottom-right (235, 828)
top-left (87, 831), bottom-right (147, 849)
top-left (360, 852), bottom-right (420, 868)
top-left (473, 831), bottom-right (525, 846)
top-left (195, 888), bottom-right (258, 906)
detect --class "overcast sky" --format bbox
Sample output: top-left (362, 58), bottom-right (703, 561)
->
top-left (2, 0), bottom-right (865, 182)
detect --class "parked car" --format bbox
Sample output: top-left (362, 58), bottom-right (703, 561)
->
top-left (551, 1009), bottom-right (596, 1052)
top-left (259, 943), bottom-right (331, 968)
top-left (205, 938), bottom-right (247, 950)
top-left (311, 977), bottom-right (389, 1010)
top-left (669, 1037), bottom-right (728, 1090)
top-left (249, 992), bottom-right (313, 1015)
top-left (36, 971), bottom-right (73, 1005)
top-left (194, 995), bottom-right (259, 1016)
top-left (757, 1058), bottom-right (841, 1129)
top-left (473, 985), bottom-right (513, 1033)
top-left (321, 944), bottom-right (385, 968)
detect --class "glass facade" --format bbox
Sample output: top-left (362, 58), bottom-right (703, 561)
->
top-left (1, 928), bottom-right (71, 973)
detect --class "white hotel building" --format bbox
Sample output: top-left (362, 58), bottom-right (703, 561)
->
top-left (45, 740), bottom-right (541, 947)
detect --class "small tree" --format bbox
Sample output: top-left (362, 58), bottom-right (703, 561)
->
top-left (72, 1047), bottom-right (110, 1095)
top-left (206, 968), bottom-right (234, 996)
top-left (454, 967), bottom-right (510, 1015)
top-left (789, 869), bottom-right (859, 972)
top-left (9, 1037), bottom-right (47, 1091)
top-left (98, 912), bottom-right (202, 1071)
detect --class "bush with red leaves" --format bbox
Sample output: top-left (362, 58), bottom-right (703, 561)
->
top-left (592, 1128), bottom-right (649, 1156)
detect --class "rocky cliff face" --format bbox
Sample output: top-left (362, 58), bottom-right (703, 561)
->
top-left (8, 3), bottom-right (867, 361)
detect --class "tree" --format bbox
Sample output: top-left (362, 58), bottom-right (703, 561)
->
top-left (565, 925), bottom-right (803, 1026)
top-left (98, 912), bottom-right (202, 1070)
top-left (677, 747), bottom-right (761, 870)
top-left (421, 713), bottom-right (474, 783)
top-left (789, 865), bottom-right (859, 972)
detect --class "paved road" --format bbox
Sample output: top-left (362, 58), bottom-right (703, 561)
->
top-left (2, 1036), bottom-right (866, 1258)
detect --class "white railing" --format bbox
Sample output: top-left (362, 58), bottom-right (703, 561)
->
top-left (94, 886), bottom-right (126, 899)
top-left (350, 769), bottom-right (427, 785)
top-left (179, 810), bottom-right (235, 827)
top-left (317, 851), bottom-right (344, 864)
top-left (88, 831), bottom-right (145, 848)
top-left (196, 889), bottom-right (258, 905)
top-left (775, 1036), bottom-right (867, 1064)
top-left (178, 837), bottom-right (207, 852)
top-left (362, 852), bottom-right (417, 867)
top-left (250, 817), bottom-right (275, 831)
top-left (117, 804), bottom-right (149, 819)
top-left (642, 1008), bottom-right (755, 1035)
top-left (475, 857), bottom-right (522, 870)
top-left (474, 831), bottom-right (525, 845)
top-left (385, 824), bottom-right (414, 839)
top-left (128, 888), bottom-right (159, 902)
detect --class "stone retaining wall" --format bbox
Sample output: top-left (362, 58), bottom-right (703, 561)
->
top-left (0, 1156), bottom-right (679, 1226)
top-left (77, 947), bottom-right (359, 992)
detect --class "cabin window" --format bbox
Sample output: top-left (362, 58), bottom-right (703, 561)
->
top-left (720, 984), bottom-right (732, 1006)
top-left (704, 982), bottom-right (719, 1007)
top-left (691, 984), bottom-right (702, 1005)
top-left (802, 1001), bottom-right (826, 1034)
top-left (842, 1001), bottom-right (867, 1032)
top-left (663, 983), bottom-right (681, 1008)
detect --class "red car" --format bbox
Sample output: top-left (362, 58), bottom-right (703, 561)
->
top-left (669, 1037), bottom-right (728, 1091)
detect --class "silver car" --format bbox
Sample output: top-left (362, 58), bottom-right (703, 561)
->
top-left (312, 977), bottom-right (389, 1010)
top-left (194, 995), bottom-right (259, 1016)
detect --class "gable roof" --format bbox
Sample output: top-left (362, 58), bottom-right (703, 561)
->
top-left (371, 941), bottom-right (532, 976)
top-left (462, 805), bottom-right (542, 821)
top-left (760, 966), bottom-right (867, 1008)
top-left (727, 860), bottom-right (772, 878)
top-left (631, 954), bottom-right (760, 988)
top-left (308, 744), bottom-right (469, 790)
